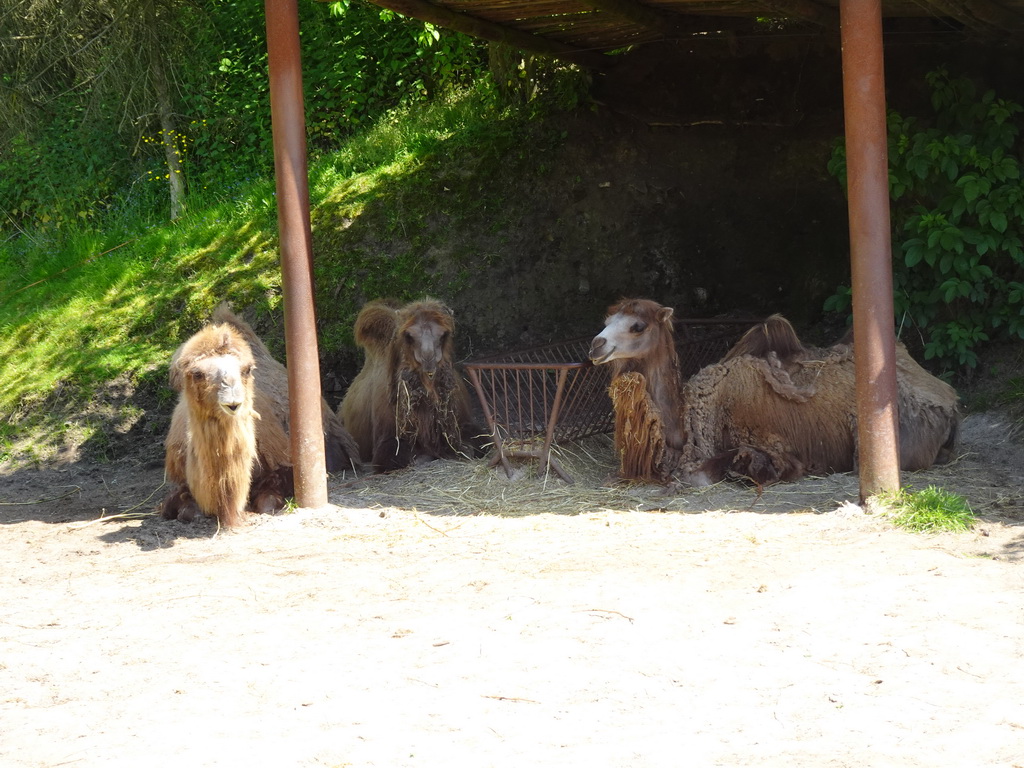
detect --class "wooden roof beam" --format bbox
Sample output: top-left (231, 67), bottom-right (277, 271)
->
top-left (913, 0), bottom-right (1023, 33)
top-left (756, 0), bottom-right (839, 27)
top-left (949, 0), bottom-right (1024, 31)
top-left (578, 0), bottom-right (717, 34)
top-left (355, 0), bottom-right (609, 68)
top-left (580, 0), bottom-right (837, 34)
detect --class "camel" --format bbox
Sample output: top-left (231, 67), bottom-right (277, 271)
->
top-left (162, 304), bottom-right (360, 526)
top-left (590, 299), bottom-right (961, 486)
top-left (339, 298), bottom-right (479, 472)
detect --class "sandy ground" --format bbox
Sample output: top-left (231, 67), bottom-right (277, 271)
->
top-left (2, 412), bottom-right (1023, 768)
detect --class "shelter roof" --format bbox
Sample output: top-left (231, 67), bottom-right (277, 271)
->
top-left (358, 0), bottom-right (1024, 66)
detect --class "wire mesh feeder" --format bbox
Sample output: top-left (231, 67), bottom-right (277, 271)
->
top-left (465, 318), bottom-right (759, 483)
top-left (674, 317), bottom-right (763, 377)
top-left (465, 337), bottom-right (608, 484)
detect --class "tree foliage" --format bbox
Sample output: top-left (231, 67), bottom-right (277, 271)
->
top-left (1, 0), bottom-right (194, 227)
top-left (1, 0), bottom-right (487, 232)
top-left (827, 69), bottom-right (1024, 370)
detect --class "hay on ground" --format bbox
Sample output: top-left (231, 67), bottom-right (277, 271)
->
top-left (326, 423), bottom-right (1024, 521)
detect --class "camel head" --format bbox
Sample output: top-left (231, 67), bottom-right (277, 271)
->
top-left (590, 299), bottom-right (675, 366)
top-left (398, 301), bottom-right (455, 377)
top-left (170, 326), bottom-right (256, 419)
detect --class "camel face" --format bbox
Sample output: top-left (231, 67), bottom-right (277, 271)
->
top-left (590, 310), bottom-right (660, 365)
top-left (403, 315), bottom-right (449, 376)
top-left (341, 298), bottom-right (475, 472)
top-left (185, 354), bottom-right (253, 418)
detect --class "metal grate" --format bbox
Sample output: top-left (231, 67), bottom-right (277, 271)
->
top-left (674, 318), bottom-right (762, 377)
top-left (465, 318), bottom-right (758, 482)
top-left (465, 337), bottom-right (607, 483)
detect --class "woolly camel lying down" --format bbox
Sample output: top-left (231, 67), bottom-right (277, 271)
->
top-left (339, 298), bottom-right (479, 471)
top-left (162, 304), bottom-right (361, 527)
top-left (589, 298), bottom-right (961, 486)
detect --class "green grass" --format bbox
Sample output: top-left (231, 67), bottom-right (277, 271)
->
top-left (877, 485), bottom-right (976, 533)
top-left (0, 83), bottom-right (560, 465)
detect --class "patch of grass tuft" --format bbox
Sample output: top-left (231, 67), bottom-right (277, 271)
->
top-left (877, 485), bottom-right (976, 533)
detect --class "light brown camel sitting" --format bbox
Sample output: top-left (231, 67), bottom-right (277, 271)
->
top-left (339, 298), bottom-right (479, 472)
top-left (162, 304), bottom-right (361, 527)
top-left (589, 298), bottom-right (961, 486)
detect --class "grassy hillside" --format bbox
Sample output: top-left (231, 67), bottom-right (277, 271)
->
top-left (0, 86), bottom-right (559, 465)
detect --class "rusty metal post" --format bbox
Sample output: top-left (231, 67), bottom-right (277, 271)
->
top-left (264, 0), bottom-right (328, 508)
top-left (840, 0), bottom-right (901, 501)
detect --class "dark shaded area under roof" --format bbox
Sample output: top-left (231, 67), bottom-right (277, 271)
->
top-left (290, 0), bottom-right (1018, 501)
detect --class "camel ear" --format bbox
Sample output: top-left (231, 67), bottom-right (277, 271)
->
top-left (657, 306), bottom-right (674, 325)
top-left (168, 362), bottom-right (184, 392)
top-left (168, 347), bottom-right (185, 392)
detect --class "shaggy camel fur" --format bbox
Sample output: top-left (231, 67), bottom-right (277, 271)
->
top-left (590, 299), bottom-right (685, 482)
top-left (162, 305), bottom-right (360, 527)
top-left (217, 305), bottom-right (361, 475)
top-left (339, 298), bottom-right (478, 471)
top-left (591, 300), bottom-right (961, 486)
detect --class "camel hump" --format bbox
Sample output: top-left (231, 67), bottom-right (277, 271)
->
top-left (723, 314), bottom-right (806, 363)
top-left (354, 300), bottom-right (400, 351)
top-left (211, 302), bottom-right (275, 362)
top-left (211, 302), bottom-right (250, 335)
top-left (402, 297), bottom-right (454, 320)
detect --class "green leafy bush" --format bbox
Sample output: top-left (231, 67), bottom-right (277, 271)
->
top-left (0, 101), bottom-right (130, 231)
top-left (1, 0), bottom-right (489, 238)
top-left (827, 69), bottom-right (1024, 370)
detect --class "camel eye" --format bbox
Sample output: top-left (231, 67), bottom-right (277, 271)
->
top-left (630, 322), bottom-right (648, 334)
top-left (190, 369), bottom-right (205, 381)
top-left (241, 365), bottom-right (253, 378)
top-left (404, 331), bottom-right (414, 344)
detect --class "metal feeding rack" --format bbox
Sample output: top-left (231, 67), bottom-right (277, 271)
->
top-left (465, 318), bottom-right (758, 483)
top-left (673, 318), bottom-right (761, 377)
top-left (466, 337), bottom-right (610, 484)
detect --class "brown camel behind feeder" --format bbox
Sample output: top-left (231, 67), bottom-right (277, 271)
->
top-left (162, 305), bottom-right (361, 527)
top-left (589, 299), bottom-right (962, 487)
top-left (339, 298), bottom-right (479, 472)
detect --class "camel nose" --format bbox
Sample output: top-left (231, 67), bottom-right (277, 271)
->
top-left (219, 381), bottom-right (246, 411)
top-left (418, 351), bottom-right (440, 376)
top-left (589, 336), bottom-right (607, 361)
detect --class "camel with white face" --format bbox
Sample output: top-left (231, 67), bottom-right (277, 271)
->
top-left (162, 316), bottom-right (290, 527)
top-left (162, 305), bottom-right (361, 527)
top-left (590, 299), bottom-right (686, 477)
top-left (590, 299), bottom-right (961, 486)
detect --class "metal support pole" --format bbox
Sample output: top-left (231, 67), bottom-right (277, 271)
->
top-left (265, 0), bottom-right (328, 509)
top-left (839, 0), bottom-right (901, 501)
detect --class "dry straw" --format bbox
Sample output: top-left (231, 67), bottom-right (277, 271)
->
top-left (328, 434), bottom-right (1018, 521)
top-left (330, 435), bottom-right (845, 517)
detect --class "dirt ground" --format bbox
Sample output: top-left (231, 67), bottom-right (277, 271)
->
top-left (2, 411), bottom-right (1024, 768)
